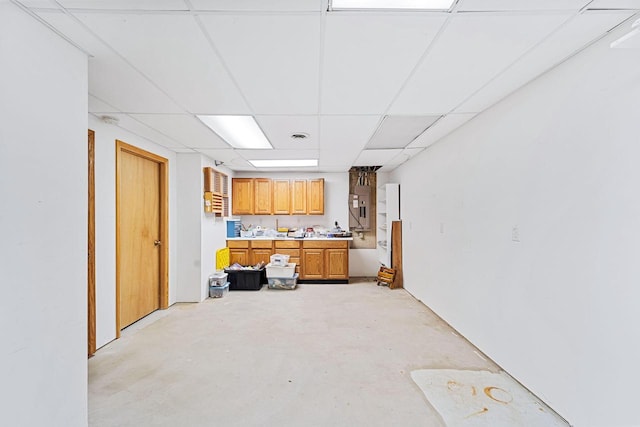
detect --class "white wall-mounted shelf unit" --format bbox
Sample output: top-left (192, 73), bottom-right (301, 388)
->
top-left (377, 183), bottom-right (399, 267)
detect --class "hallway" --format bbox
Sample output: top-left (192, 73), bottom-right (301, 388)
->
top-left (89, 282), bottom-right (567, 426)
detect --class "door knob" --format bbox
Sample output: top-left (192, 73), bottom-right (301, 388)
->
top-left (154, 240), bottom-right (162, 246)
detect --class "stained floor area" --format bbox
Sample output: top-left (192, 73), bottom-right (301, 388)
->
top-left (89, 281), bottom-right (567, 426)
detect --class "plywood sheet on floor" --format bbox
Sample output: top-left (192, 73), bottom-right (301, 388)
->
top-left (411, 369), bottom-right (568, 427)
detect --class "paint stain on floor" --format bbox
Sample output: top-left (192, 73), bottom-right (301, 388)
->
top-left (411, 369), bottom-right (569, 427)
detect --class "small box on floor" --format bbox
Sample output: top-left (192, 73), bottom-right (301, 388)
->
top-left (267, 273), bottom-right (299, 290)
top-left (209, 282), bottom-right (230, 298)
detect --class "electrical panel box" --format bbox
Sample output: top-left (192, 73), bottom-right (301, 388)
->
top-left (349, 185), bottom-right (371, 230)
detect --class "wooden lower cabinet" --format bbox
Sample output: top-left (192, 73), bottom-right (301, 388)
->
top-left (301, 240), bottom-right (349, 281)
top-left (229, 249), bottom-right (249, 265)
top-left (251, 248), bottom-right (273, 265)
top-left (325, 248), bottom-right (348, 279)
top-left (301, 249), bottom-right (324, 280)
top-left (274, 240), bottom-right (301, 276)
top-left (227, 239), bottom-right (349, 281)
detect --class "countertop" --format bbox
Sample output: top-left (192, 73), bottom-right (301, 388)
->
top-left (227, 236), bottom-right (353, 241)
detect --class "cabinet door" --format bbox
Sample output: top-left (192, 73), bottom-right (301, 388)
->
top-left (307, 178), bottom-right (324, 215)
top-left (251, 248), bottom-right (273, 265)
top-left (272, 179), bottom-right (290, 215)
top-left (229, 249), bottom-right (249, 266)
top-left (325, 248), bottom-right (348, 279)
top-left (254, 178), bottom-right (272, 215)
top-left (232, 178), bottom-right (254, 215)
top-left (290, 179), bottom-right (307, 215)
top-left (301, 249), bottom-right (324, 279)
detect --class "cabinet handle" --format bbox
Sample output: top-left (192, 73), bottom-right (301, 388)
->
top-left (154, 240), bottom-right (162, 246)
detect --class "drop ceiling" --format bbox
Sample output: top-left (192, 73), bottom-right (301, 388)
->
top-left (16, 0), bottom-right (639, 171)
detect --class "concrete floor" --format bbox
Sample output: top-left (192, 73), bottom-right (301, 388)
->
top-left (89, 281), bottom-right (566, 426)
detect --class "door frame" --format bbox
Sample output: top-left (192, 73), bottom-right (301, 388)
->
top-left (115, 140), bottom-right (169, 338)
top-left (88, 129), bottom-right (96, 356)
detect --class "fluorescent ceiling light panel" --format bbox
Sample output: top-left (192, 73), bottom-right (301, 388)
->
top-left (331, 0), bottom-right (456, 10)
top-left (611, 19), bottom-right (640, 49)
top-left (249, 159), bottom-right (318, 168)
top-left (197, 115), bottom-right (273, 149)
top-left (366, 115), bottom-right (441, 149)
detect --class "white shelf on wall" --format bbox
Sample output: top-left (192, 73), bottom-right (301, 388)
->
top-left (377, 183), bottom-right (399, 267)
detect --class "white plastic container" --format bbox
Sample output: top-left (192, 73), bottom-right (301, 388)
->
top-left (208, 272), bottom-right (228, 287)
top-left (270, 254), bottom-right (290, 266)
top-left (209, 282), bottom-right (230, 298)
top-left (266, 262), bottom-right (296, 278)
top-left (267, 274), bottom-right (298, 290)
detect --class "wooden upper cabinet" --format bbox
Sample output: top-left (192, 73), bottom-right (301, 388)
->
top-left (291, 179), bottom-right (307, 215)
top-left (253, 178), bottom-right (273, 215)
top-left (232, 178), bottom-right (254, 215)
top-left (307, 178), bottom-right (324, 215)
top-left (272, 179), bottom-right (291, 215)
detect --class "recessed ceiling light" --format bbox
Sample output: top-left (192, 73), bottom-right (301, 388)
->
top-left (330, 0), bottom-right (456, 11)
top-left (249, 159), bottom-right (318, 168)
top-left (197, 115), bottom-right (273, 149)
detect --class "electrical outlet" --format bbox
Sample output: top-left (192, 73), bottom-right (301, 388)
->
top-left (511, 225), bottom-right (520, 242)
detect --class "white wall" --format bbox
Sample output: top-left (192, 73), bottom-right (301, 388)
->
top-left (0, 3), bottom-right (88, 425)
top-left (90, 115), bottom-right (178, 348)
top-left (200, 157), bottom-right (234, 298)
top-left (391, 23), bottom-right (640, 427)
top-left (177, 153), bottom-right (233, 302)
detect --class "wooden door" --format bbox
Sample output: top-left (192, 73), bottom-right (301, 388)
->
top-left (253, 178), bottom-right (272, 215)
top-left (88, 130), bottom-right (96, 356)
top-left (232, 178), bottom-right (254, 215)
top-left (272, 179), bottom-right (290, 214)
top-left (291, 179), bottom-right (307, 214)
top-left (326, 248), bottom-right (348, 279)
top-left (307, 178), bottom-right (324, 215)
top-left (301, 249), bottom-right (324, 279)
top-left (116, 141), bottom-right (168, 334)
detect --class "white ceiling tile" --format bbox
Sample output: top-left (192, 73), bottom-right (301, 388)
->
top-left (16, 0), bottom-right (58, 8)
top-left (199, 14), bottom-right (321, 114)
top-left (73, 13), bottom-right (249, 114)
top-left (96, 113), bottom-right (187, 149)
top-left (319, 115), bottom-right (381, 166)
top-left (458, 0), bottom-right (590, 11)
top-left (390, 13), bottom-right (573, 114)
top-left (196, 149), bottom-right (244, 164)
top-left (588, 0), bottom-right (640, 9)
top-left (88, 94), bottom-right (120, 113)
top-left (321, 14), bottom-right (447, 114)
top-left (236, 149), bottom-right (320, 160)
top-left (354, 149), bottom-right (403, 166)
top-left (407, 113), bottom-right (476, 148)
top-left (130, 114), bottom-right (229, 148)
top-left (458, 10), bottom-right (635, 112)
top-left (35, 11), bottom-right (185, 113)
top-left (189, 0), bottom-right (322, 11)
top-left (172, 148), bottom-right (198, 153)
top-left (255, 116), bottom-right (319, 149)
top-left (366, 115), bottom-right (441, 149)
top-left (57, 0), bottom-right (188, 10)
